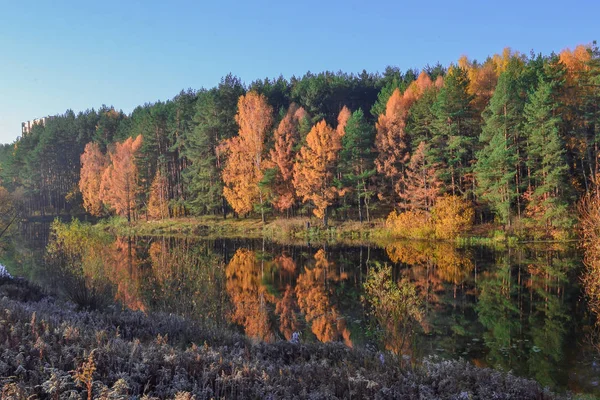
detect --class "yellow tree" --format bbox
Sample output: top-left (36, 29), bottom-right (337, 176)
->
top-left (336, 105), bottom-right (351, 138)
top-left (79, 142), bottom-right (106, 216)
top-left (269, 104), bottom-right (307, 212)
top-left (147, 169), bottom-right (169, 220)
top-left (375, 73), bottom-right (432, 200)
top-left (458, 55), bottom-right (498, 115)
top-left (99, 135), bottom-right (143, 222)
top-left (293, 119), bottom-right (343, 225)
top-left (220, 92), bottom-right (273, 221)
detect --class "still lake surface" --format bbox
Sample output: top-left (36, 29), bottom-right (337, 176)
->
top-left (2, 222), bottom-right (600, 395)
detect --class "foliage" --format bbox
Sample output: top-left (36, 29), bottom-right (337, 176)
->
top-left (293, 119), bottom-right (343, 224)
top-left (147, 169), bottom-right (169, 220)
top-left (79, 142), bottom-right (106, 216)
top-left (221, 92), bottom-right (273, 220)
top-left (98, 135), bottom-right (144, 222)
top-left (386, 209), bottom-right (434, 239)
top-left (269, 104), bottom-right (307, 212)
top-left (2, 45), bottom-right (600, 233)
top-left (363, 264), bottom-right (424, 354)
top-left (431, 195), bottom-right (475, 240)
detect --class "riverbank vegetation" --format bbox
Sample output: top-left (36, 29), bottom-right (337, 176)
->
top-left (0, 44), bottom-right (599, 241)
top-left (0, 273), bottom-right (569, 399)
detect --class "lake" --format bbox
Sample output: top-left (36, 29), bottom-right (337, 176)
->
top-left (1, 221), bottom-right (599, 395)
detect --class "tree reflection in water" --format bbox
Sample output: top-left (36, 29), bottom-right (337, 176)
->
top-left (37, 221), bottom-right (593, 393)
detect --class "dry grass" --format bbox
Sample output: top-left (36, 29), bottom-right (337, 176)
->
top-left (0, 276), bottom-right (563, 399)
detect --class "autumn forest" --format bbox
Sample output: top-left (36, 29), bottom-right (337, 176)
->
top-left (2, 44), bottom-right (600, 239)
top-left (4, 42), bottom-right (600, 398)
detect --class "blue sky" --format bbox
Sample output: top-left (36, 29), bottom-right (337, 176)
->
top-left (0, 0), bottom-right (598, 144)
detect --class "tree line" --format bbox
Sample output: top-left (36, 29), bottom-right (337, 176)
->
top-left (1, 44), bottom-right (599, 237)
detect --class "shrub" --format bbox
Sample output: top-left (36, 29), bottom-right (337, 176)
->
top-left (385, 210), bottom-right (434, 239)
top-left (431, 195), bottom-right (474, 240)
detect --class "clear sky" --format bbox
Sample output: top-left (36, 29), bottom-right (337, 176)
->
top-left (0, 0), bottom-right (597, 144)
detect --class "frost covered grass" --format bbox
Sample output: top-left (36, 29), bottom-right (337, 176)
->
top-left (0, 276), bottom-right (569, 399)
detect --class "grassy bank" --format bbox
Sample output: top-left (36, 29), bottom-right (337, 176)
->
top-left (96, 215), bottom-right (392, 245)
top-left (94, 215), bottom-right (575, 249)
top-left (0, 275), bottom-right (569, 399)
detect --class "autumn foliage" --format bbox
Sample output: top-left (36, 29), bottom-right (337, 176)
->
top-left (375, 72), bottom-right (434, 200)
top-left (387, 195), bottom-right (473, 240)
top-left (99, 135), bottom-right (143, 222)
top-left (293, 119), bottom-right (343, 223)
top-left (147, 169), bottom-right (169, 220)
top-left (269, 104), bottom-right (307, 212)
top-left (79, 135), bottom-right (143, 221)
top-left (79, 142), bottom-right (106, 216)
top-left (431, 195), bottom-right (474, 240)
top-left (220, 92), bottom-right (273, 218)
top-left (225, 249), bottom-right (274, 341)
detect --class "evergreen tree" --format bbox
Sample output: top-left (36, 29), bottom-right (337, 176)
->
top-left (431, 66), bottom-right (477, 197)
top-left (182, 76), bottom-right (245, 215)
top-left (523, 78), bottom-right (574, 233)
top-left (339, 109), bottom-right (376, 222)
top-left (475, 58), bottom-right (526, 226)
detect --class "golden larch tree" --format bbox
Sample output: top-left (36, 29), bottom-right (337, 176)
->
top-left (336, 105), bottom-right (351, 138)
top-left (375, 75), bottom-right (431, 200)
top-left (79, 142), bottom-right (106, 216)
top-left (147, 169), bottom-right (169, 220)
top-left (269, 104), bottom-right (306, 212)
top-left (293, 119), bottom-right (343, 225)
top-left (399, 141), bottom-right (440, 211)
top-left (458, 55), bottom-right (498, 114)
top-left (99, 135), bottom-right (143, 222)
top-left (221, 92), bottom-right (273, 220)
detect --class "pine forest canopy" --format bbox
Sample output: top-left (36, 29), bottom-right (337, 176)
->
top-left (1, 44), bottom-right (599, 237)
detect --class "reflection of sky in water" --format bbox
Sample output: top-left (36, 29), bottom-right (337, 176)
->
top-left (2, 225), bottom-right (600, 395)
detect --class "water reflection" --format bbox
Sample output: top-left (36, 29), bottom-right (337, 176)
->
top-left (1, 222), bottom-right (599, 394)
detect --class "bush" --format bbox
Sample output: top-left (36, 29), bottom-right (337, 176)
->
top-left (431, 195), bottom-right (474, 240)
top-left (386, 210), bottom-right (434, 239)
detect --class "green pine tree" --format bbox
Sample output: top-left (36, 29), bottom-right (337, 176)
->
top-left (430, 66), bottom-right (477, 197)
top-left (475, 60), bottom-right (527, 226)
top-left (339, 109), bottom-right (376, 222)
top-left (523, 78), bottom-right (574, 234)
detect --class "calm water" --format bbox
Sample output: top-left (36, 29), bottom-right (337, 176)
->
top-left (1, 222), bottom-right (600, 395)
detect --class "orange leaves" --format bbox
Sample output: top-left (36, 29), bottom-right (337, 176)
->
top-left (147, 170), bottom-right (169, 220)
top-left (293, 120), bottom-right (342, 221)
top-left (221, 92), bottom-right (273, 215)
top-left (375, 74), bottom-right (432, 187)
top-left (375, 77), bottom-right (431, 198)
top-left (431, 195), bottom-right (475, 240)
top-left (234, 92), bottom-right (274, 168)
top-left (269, 104), bottom-right (306, 212)
top-left (98, 135), bottom-right (143, 222)
top-left (399, 141), bottom-right (440, 211)
top-left (79, 142), bottom-right (106, 216)
top-left (336, 105), bottom-right (351, 138)
top-left (458, 55), bottom-right (498, 113)
top-left (560, 45), bottom-right (591, 77)
top-left (80, 135), bottom-right (143, 221)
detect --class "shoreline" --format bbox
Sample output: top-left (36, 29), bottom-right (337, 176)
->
top-left (0, 275), bottom-right (566, 399)
top-left (89, 215), bottom-right (579, 248)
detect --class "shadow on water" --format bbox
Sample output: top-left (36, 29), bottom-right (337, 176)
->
top-left (1, 221), bottom-right (600, 395)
